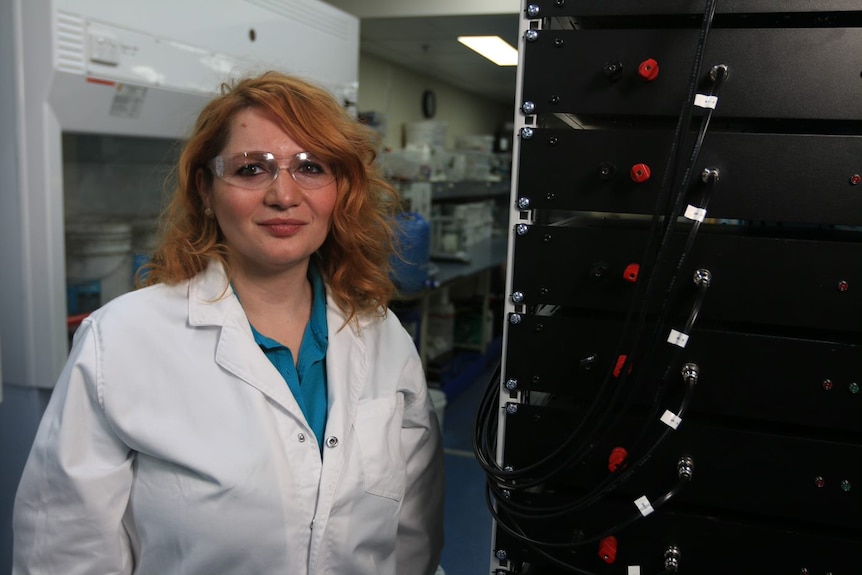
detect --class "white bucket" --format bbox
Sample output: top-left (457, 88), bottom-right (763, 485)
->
top-left (428, 388), bottom-right (447, 433)
top-left (66, 218), bottom-right (133, 308)
top-left (131, 217), bottom-right (159, 283)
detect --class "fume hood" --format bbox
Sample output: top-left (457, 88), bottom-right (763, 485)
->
top-left (0, 0), bottom-right (360, 391)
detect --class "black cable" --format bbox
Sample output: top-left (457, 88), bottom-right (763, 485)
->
top-left (477, 2), bottom-right (721, 562)
top-left (488, 459), bottom-right (693, 549)
top-left (488, 373), bottom-right (697, 520)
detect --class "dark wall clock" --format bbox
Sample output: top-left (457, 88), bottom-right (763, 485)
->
top-left (422, 89), bottom-right (436, 119)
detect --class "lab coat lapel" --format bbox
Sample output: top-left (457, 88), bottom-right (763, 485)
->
top-left (308, 299), bottom-right (368, 568)
top-left (187, 262), bottom-right (307, 420)
top-left (322, 300), bottom-right (368, 445)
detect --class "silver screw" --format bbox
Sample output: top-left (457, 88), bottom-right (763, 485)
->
top-left (521, 101), bottom-right (536, 114)
top-left (693, 268), bottom-right (712, 287)
top-left (520, 127), bottom-right (534, 139)
top-left (505, 378), bottom-right (518, 391)
top-left (495, 549), bottom-right (508, 561)
top-left (664, 546), bottom-right (681, 572)
top-left (517, 197), bottom-right (532, 209)
top-left (526, 4), bottom-right (540, 18)
top-left (677, 456), bottom-right (694, 480)
top-left (524, 29), bottom-right (539, 42)
top-left (681, 363), bottom-right (700, 385)
top-left (511, 291), bottom-right (525, 303)
top-left (710, 63), bottom-right (729, 82)
top-left (515, 224), bottom-right (529, 235)
top-left (701, 167), bottom-right (720, 183)
top-left (505, 403), bottom-right (519, 415)
top-left (509, 313), bottom-right (523, 325)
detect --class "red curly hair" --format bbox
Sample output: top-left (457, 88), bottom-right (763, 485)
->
top-left (144, 71), bottom-right (400, 322)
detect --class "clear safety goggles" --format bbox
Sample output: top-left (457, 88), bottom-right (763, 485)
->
top-left (208, 151), bottom-right (335, 191)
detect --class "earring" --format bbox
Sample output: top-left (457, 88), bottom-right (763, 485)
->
top-left (204, 207), bottom-right (214, 218)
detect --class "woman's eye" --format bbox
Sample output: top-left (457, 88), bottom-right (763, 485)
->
top-left (235, 163), bottom-right (268, 177)
top-left (295, 161), bottom-right (326, 175)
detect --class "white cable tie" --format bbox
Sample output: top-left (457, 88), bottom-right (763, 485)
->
top-left (634, 495), bottom-right (654, 517)
top-left (667, 329), bottom-right (690, 348)
top-left (628, 568), bottom-right (642, 575)
top-left (684, 204), bottom-right (707, 222)
top-left (694, 94), bottom-right (718, 109)
top-left (661, 409), bottom-right (682, 429)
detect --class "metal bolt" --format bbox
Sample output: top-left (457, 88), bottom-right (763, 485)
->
top-left (850, 174), bottom-right (861, 185)
top-left (542, 234), bottom-right (552, 243)
top-left (520, 127), bottom-right (534, 139)
top-left (517, 197), bottom-right (532, 209)
top-left (604, 61), bottom-right (621, 76)
top-left (550, 95), bottom-right (560, 104)
top-left (701, 167), bottom-right (720, 183)
top-left (841, 479), bottom-right (852, 492)
top-left (681, 363), bottom-right (700, 385)
top-left (800, 568), bottom-right (810, 575)
top-left (546, 192), bottom-right (556, 201)
top-left (539, 287), bottom-right (549, 296)
top-left (501, 489), bottom-right (512, 499)
top-left (505, 378), bottom-right (518, 391)
top-left (822, 378), bottom-right (833, 391)
top-left (509, 313), bottom-right (523, 325)
top-left (534, 323), bottom-right (544, 333)
top-left (521, 101), bottom-right (536, 114)
top-left (849, 382), bottom-right (860, 394)
top-left (677, 456), bottom-right (694, 480)
top-left (693, 268), bottom-right (712, 287)
top-left (505, 403), bottom-right (519, 415)
top-left (548, 136), bottom-right (558, 145)
top-left (553, 37), bottom-right (564, 47)
top-left (524, 30), bottom-right (539, 42)
top-left (815, 476), bottom-right (825, 488)
top-left (664, 546), bottom-right (681, 572)
top-left (838, 280), bottom-right (849, 292)
top-left (515, 224), bottom-right (529, 235)
top-left (511, 291), bottom-right (525, 303)
top-left (526, 4), bottom-right (540, 18)
top-left (495, 549), bottom-right (508, 561)
top-left (710, 63), bottom-right (729, 82)
top-left (555, 0), bottom-right (566, 6)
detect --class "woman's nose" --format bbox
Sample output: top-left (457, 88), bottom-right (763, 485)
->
top-left (265, 168), bottom-right (301, 205)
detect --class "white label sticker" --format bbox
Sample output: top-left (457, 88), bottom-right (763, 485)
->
top-left (628, 568), bottom-right (642, 575)
top-left (684, 204), bottom-right (707, 222)
top-left (694, 94), bottom-right (718, 109)
top-left (110, 83), bottom-right (147, 118)
top-left (667, 329), bottom-right (689, 348)
top-left (661, 410), bottom-right (682, 429)
top-left (634, 495), bottom-right (654, 517)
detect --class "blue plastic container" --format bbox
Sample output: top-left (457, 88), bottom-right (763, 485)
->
top-left (390, 211), bottom-right (431, 295)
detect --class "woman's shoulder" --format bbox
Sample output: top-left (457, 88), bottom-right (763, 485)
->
top-left (86, 281), bottom-right (189, 332)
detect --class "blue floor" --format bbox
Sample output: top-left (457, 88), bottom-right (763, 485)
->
top-left (438, 361), bottom-right (497, 575)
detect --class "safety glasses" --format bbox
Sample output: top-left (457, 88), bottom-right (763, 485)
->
top-left (208, 151), bottom-right (335, 191)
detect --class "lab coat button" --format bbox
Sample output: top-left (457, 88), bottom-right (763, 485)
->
top-left (297, 433), bottom-right (306, 442)
top-left (325, 436), bottom-right (339, 448)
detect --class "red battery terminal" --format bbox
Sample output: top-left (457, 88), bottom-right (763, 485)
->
top-left (638, 58), bottom-right (659, 81)
top-left (598, 536), bottom-right (618, 564)
top-left (630, 163), bottom-right (651, 183)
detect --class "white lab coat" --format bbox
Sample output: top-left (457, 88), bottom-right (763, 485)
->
top-left (13, 261), bottom-right (444, 575)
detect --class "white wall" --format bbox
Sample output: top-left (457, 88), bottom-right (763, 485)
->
top-left (356, 52), bottom-right (511, 152)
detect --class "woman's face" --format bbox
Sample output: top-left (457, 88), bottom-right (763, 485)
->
top-left (199, 107), bottom-right (337, 277)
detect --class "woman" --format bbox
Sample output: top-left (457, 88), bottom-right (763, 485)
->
top-left (13, 71), bottom-right (444, 574)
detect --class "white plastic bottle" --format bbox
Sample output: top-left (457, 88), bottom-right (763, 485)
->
top-left (426, 287), bottom-right (456, 360)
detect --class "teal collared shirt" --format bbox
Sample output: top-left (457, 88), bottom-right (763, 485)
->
top-left (245, 265), bottom-right (329, 453)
